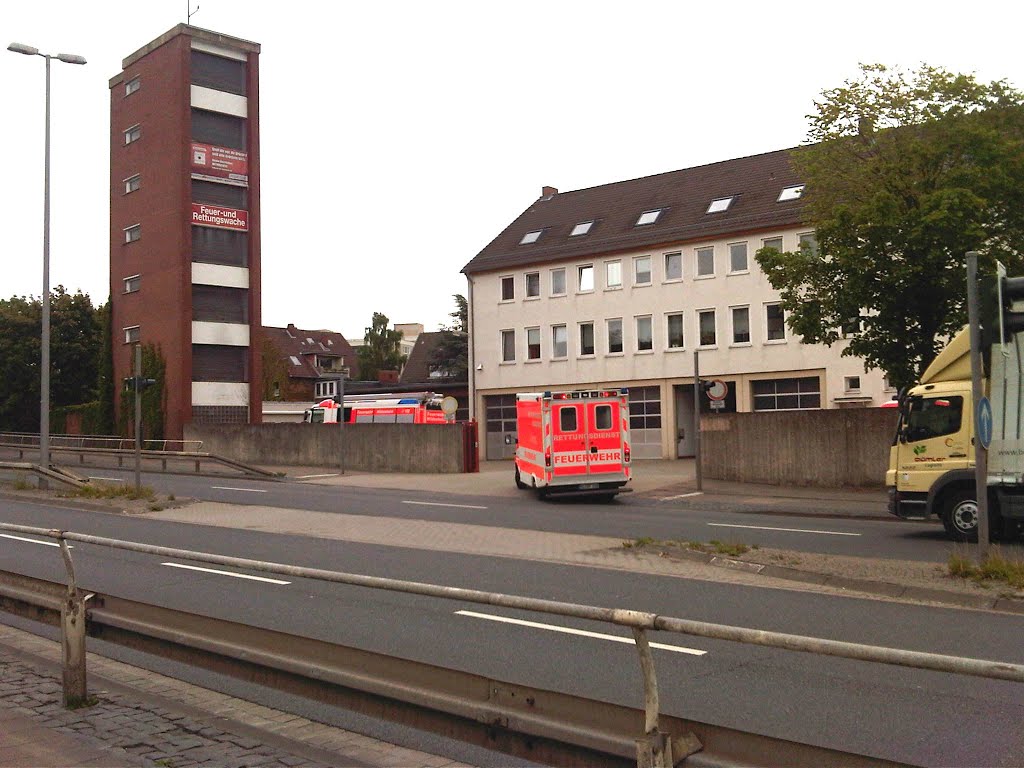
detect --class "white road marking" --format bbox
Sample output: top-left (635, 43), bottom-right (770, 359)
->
top-left (707, 523), bottom-right (861, 537)
top-left (295, 473), bottom-right (340, 479)
top-left (0, 533), bottom-right (64, 548)
top-left (661, 491), bottom-right (703, 500)
top-left (161, 562), bottom-right (290, 584)
top-left (210, 486), bottom-right (268, 493)
top-left (455, 610), bottom-right (706, 656)
top-left (402, 500), bottom-right (487, 510)
top-left (87, 476), bottom-right (125, 482)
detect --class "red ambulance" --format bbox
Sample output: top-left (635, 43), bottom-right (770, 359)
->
top-left (514, 389), bottom-right (632, 501)
top-left (303, 393), bottom-right (448, 424)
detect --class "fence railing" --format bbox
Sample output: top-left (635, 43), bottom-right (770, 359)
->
top-left (0, 432), bottom-right (204, 453)
top-left (1, 521), bottom-right (1021, 767)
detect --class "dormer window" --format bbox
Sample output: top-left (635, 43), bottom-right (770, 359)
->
top-left (706, 197), bottom-right (734, 214)
top-left (520, 230), bottom-right (542, 245)
top-left (778, 185), bottom-right (805, 202)
top-left (635, 209), bottom-right (662, 226)
top-left (570, 221), bottom-right (594, 237)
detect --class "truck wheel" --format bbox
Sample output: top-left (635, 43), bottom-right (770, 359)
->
top-left (514, 467), bottom-right (527, 490)
top-left (942, 490), bottom-right (979, 542)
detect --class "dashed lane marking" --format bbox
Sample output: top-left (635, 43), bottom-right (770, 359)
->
top-left (161, 562), bottom-right (290, 584)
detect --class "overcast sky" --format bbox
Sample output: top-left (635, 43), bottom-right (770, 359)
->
top-left (4, 1), bottom-right (1022, 339)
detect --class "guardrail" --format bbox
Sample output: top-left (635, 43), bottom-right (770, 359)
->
top-left (1, 522), bottom-right (1021, 767)
top-left (0, 432), bottom-right (204, 453)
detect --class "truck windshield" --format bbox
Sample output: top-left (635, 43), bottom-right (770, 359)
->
top-left (904, 396), bottom-right (963, 442)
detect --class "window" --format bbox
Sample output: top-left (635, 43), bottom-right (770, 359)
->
top-left (605, 260), bottom-right (622, 289)
top-left (525, 272), bottom-right (540, 298)
top-left (904, 396), bottom-right (964, 441)
top-left (766, 303), bottom-right (786, 341)
top-left (729, 242), bottom-right (748, 273)
top-left (520, 230), bottom-right (542, 245)
top-left (762, 236), bottom-right (783, 252)
top-left (696, 247), bottom-right (714, 277)
top-left (845, 375), bottom-right (862, 392)
top-left (191, 51), bottom-right (247, 96)
top-left (628, 386), bottom-right (661, 431)
top-left (707, 197), bottom-right (733, 213)
top-left (124, 224), bottom-right (141, 243)
top-left (752, 377), bottom-right (821, 411)
top-left (192, 179), bottom-right (247, 207)
top-left (636, 316), bottom-right (653, 351)
top-left (570, 221), bottom-right (594, 236)
top-left (125, 77), bottom-right (140, 96)
top-left (667, 313), bottom-right (684, 349)
top-left (731, 306), bottom-right (750, 344)
top-left (124, 174), bottom-right (140, 194)
top-left (579, 322), bottom-right (595, 356)
top-left (778, 185), bottom-right (804, 202)
top-left (595, 405), bottom-right (612, 431)
top-left (123, 325), bottom-right (140, 344)
top-left (698, 309), bottom-right (716, 347)
top-left (192, 285), bottom-right (248, 323)
top-left (559, 406), bottom-right (578, 432)
top-left (192, 227), bottom-right (248, 267)
top-left (664, 252), bottom-right (682, 281)
top-left (315, 380), bottom-right (337, 398)
top-left (526, 327), bottom-right (541, 360)
top-left (123, 275), bottom-right (140, 294)
top-left (124, 124), bottom-right (141, 144)
top-left (501, 276), bottom-right (515, 301)
top-left (191, 108), bottom-right (245, 151)
top-left (635, 209), bottom-right (662, 226)
top-left (551, 268), bottom-right (566, 296)
top-left (799, 232), bottom-right (819, 257)
top-left (578, 265), bottom-right (594, 292)
top-left (607, 318), bottom-right (623, 354)
top-left (501, 329), bottom-right (516, 362)
top-left (634, 256), bottom-right (652, 285)
top-left (552, 324), bottom-right (568, 359)
top-left (842, 317), bottom-right (863, 337)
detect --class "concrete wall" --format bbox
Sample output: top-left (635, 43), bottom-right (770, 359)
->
top-left (701, 409), bottom-right (899, 487)
top-left (185, 423), bottom-right (466, 473)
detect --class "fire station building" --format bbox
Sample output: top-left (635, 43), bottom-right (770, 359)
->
top-left (109, 25), bottom-right (262, 440)
top-left (463, 149), bottom-right (892, 461)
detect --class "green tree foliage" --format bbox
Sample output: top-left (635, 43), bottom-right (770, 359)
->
top-left (430, 294), bottom-right (469, 380)
top-left (96, 300), bottom-right (116, 434)
top-left (0, 288), bottom-right (102, 432)
top-left (756, 64), bottom-right (1024, 389)
top-left (260, 336), bottom-right (289, 400)
top-left (357, 312), bottom-right (406, 381)
top-left (118, 343), bottom-right (166, 441)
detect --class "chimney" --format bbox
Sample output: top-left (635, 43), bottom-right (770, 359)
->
top-left (286, 323), bottom-right (298, 338)
top-left (541, 186), bottom-right (558, 198)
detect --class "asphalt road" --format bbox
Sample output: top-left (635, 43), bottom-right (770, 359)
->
top-left (1, 499), bottom-right (1022, 766)
top-left (70, 466), bottom-right (1020, 563)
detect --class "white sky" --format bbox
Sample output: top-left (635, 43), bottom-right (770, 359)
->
top-left (3, 1), bottom-right (1022, 340)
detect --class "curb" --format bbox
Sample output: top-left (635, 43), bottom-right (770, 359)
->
top-left (652, 544), bottom-right (1024, 614)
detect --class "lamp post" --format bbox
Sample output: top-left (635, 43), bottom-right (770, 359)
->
top-left (7, 42), bottom-right (86, 474)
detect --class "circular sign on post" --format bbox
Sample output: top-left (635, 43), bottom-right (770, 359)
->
top-left (977, 396), bottom-right (993, 450)
top-left (441, 396), bottom-right (459, 415)
top-left (706, 379), bottom-right (728, 401)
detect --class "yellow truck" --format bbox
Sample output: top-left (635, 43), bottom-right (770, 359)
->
top-left (887, 326), bottom-right (1024, 540)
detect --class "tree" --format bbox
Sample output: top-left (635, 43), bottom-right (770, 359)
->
top-left (96, 300), bottom-right (116, 434)
top-left (430, 294), bottom-right (468, 380)
top-left (356, 312), bottom-right (406, 380)
top-left (118, 343), bottom-right (166, 441)
top-left (755, 64), bottom-right (1024, 389)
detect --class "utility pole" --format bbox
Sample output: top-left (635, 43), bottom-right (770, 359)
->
top-left (693, 350), bottom-right (702, 491)
top-left (338, 376), bottom-right (346, 475)
top-left (966, 252), bottom-right (990, 559)
top-left (134, 345), bottom-right (143, 494)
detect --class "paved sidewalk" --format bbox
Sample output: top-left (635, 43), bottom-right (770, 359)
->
top-left (0, 624), bottom-right (475, 768)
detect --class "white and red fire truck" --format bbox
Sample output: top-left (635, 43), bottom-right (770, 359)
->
top-left (514, 389), bottom-right (632, 501)
top-left (303, 392), bottom-right (448, 424)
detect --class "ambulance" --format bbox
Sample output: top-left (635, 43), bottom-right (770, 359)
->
top-left (303, 392), bottom-right (449, 424)
top-left (514, 389), bottom-right (632, 501)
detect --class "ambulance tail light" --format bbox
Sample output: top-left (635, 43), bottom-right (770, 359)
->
top-left (545, 451), bottom-right (552, 468)
top-left (624, 444), bottom-right (631, 463)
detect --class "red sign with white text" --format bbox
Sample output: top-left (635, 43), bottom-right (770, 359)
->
top-left (191, 203), bottom-right (249, 231)
top-left (190, 142), bottom-right (248, 184)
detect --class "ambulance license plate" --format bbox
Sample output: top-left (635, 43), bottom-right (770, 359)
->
top-left (579, 483), bottom-right (599, 490)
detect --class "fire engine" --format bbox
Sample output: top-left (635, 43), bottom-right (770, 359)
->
top-left (514, 389), bottom-right (632, 501)
top-left (303, 392), bottom-right (449, 424)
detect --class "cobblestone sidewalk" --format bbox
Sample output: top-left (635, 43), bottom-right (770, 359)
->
top-left (0, 624), bottom-right (473, 768)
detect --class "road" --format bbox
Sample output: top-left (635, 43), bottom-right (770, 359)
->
top-left (1, 496), bottom-right (1023, 766)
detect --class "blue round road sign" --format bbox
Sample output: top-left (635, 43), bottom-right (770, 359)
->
top-left (977, 396), bottom-right (993, 450)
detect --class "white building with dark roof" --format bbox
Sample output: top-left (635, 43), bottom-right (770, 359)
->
top-left (462, 149), bottom-right (891, 461)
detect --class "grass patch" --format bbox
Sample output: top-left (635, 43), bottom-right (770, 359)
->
top-left (948, 548), bottom-right (1024, 590)
top-left (622, 536), bottom-right (657, 549)
top-left (624, 537), bottom-right (751, 557)
top-left (66, 695), bottom-right (99, 710)
top-left (12, 479), bottom-right (33, 491)
top-left (70, 482), bottom-right (155, 501)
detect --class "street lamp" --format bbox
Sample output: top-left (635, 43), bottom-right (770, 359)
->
top-left (7, 42), bottom-right (86, 475)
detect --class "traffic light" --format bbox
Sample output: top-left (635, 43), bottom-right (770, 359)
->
top-left (122, 376), bottom-right (157, 393)
top-left (980, 271), bottom-right (1024, 352)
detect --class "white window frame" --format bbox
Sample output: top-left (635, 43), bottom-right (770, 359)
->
top-left (123, 274), bottom-right (141, 294)
top-left (577, 264), bottom-right (594, 293)
top-left (125, 77), bottom-right (141, 96)
top-left (315, 380), bottom-right (338, 399)
top-left (525, 271), bottom-right (541, 299)
top-left (606, 318), bottom-right (624, 355)
top-left (663, 252), bottom-right (682, 282)
top-left (666, 312), bottom-right (684, 350)
top-left (526, 327), bottom-right (541, 361)
top-left (844, 375), bottom-right (862, 393)
top-left (765, 302), bottom-right (787, 343)
top-left (635, 209), bottom-right (662, 226)
top-left (123, 174), bottom-right (141, 194)
top-left (605, 260), bottom-right (622, 290)
top-left (520, 230), bottom-right (542, 245)
top-left (762, 236), bottom-right (784, 252)
top-left (550, 267), bottom-right (566, 297)
top-left (570, 221), bottom-right (594, 237)
top-left (695, 246), bottom-right (714, 278)
top-left (552, 324), bottom-right (568, 360)
top-left (124, 124), bottom-right (141, 144)
top-left (500, 329), bottom-right (516, 363)
top-left (124, 224), bottom-right (141, 243)
top-left (728, 241), bottom-right (749, 274)
top-left (123, 325), bottom-right (140, 344)
top-left (706, 197), bottom-right (733, 214)
top-left (635, 315), bottom-right (653, 353)
top-left (697, 309), bottom-right (717, 348)
top-left (730, 305), bottom-right (751, 346)
top-left (778, 185), bottom-right (804, 202)
top-left (578, 321), bottom-right (595, 357)
top-left (634, 255), bottom-right (652, 286)
top-left (500, 275), bottom-right (515, 302)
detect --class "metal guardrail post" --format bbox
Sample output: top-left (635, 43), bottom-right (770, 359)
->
top-left (632, 628), bottom-right (670, 768)
top-left (56, 531), bottom-right (88, 707)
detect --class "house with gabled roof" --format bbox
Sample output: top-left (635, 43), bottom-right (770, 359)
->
top-left (261, 323), bottom-right (358, 403)
top-left (462, 148), bottom-right (891, 461)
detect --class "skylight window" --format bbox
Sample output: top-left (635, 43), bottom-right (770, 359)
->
top-left (635, 210), bottom-right (662, 226)
top-left (520, 230), bottom-right (542, 245)
top-left (778, 185), bottom-right (805, 202)
top-left (289, 356), bottom-right (301, 366)
top-left (706, 197), bottom-right (734, 214)
top-left (570, 221), bottom-right (594, 237)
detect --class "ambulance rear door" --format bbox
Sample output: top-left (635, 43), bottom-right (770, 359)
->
top-left (584, 399), bottom-right (626, 480)
top-left (551, 401), bottom-right (587, 482)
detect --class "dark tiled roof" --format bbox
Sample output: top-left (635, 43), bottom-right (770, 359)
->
top-left (462, 147), bottom-right (806, 275)
top-left (400, 331), bottom-right (467, 385)
top-left (261, 325), bottom-right (359, 380)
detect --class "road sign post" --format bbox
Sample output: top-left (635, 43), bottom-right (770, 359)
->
top-left (967, 251), bottom-right (990, 559)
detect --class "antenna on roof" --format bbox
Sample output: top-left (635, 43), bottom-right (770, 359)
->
top-left (187, 2), bottom-right (200, 23)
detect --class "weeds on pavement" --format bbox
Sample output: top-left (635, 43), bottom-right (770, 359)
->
top-left (948, 547), bottom-right (1024, 590)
